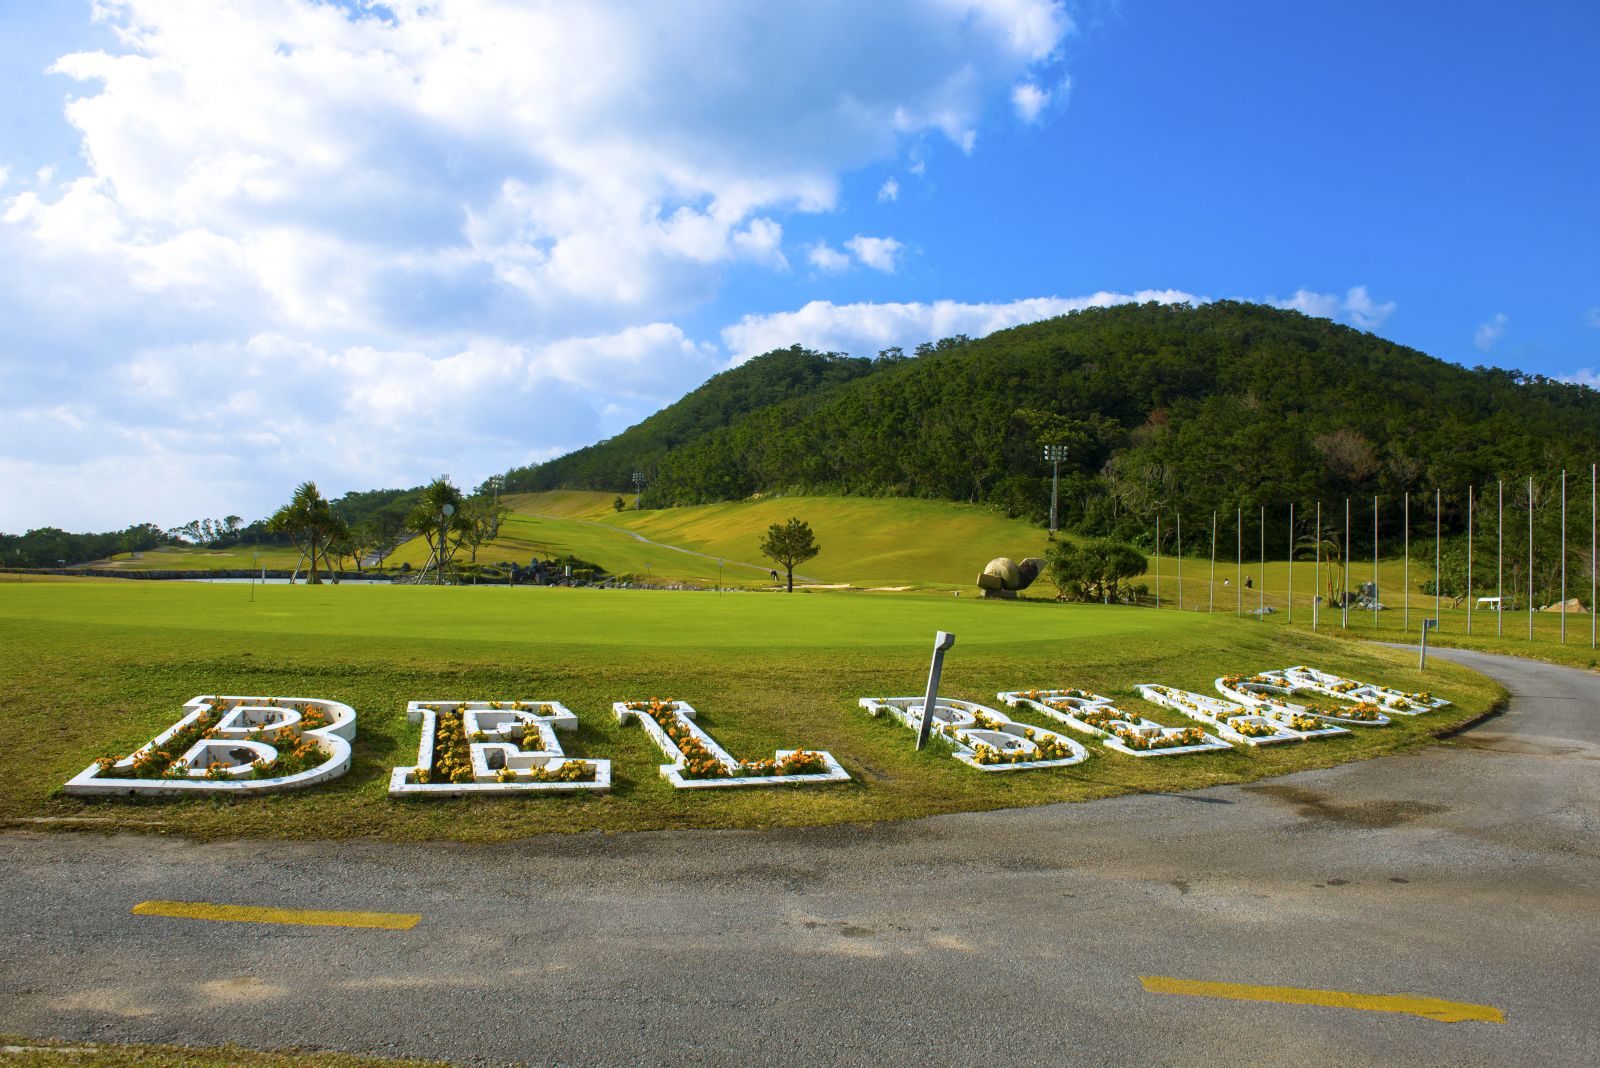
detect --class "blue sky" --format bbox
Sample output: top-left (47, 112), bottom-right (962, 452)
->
top-left (1, 0), bottom-right (1596, 530)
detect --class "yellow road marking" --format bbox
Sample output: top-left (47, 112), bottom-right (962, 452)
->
top-left (132, 900), bottom-right (420, 930)
top-left (1140, 975), bottom-right (1504, 1024)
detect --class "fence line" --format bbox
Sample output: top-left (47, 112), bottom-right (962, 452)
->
top-left (1145, 469), bottom-right (1596, 648)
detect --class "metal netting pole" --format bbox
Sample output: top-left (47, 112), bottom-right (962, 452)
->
top-left (1404, 491), bottom-right (1410, 630)
top-left (1528, 476), bottom-right (1535, 642)
top-left (1342, 498), bottom-right (1350, 629)
top-left (1209, 511), bottom-right (1217, 613)
top-left (1314, 501), bottom-right (1321, 630)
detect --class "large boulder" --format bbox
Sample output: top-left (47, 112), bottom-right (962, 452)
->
top-left (980, 557), bottom-right (1021, 591)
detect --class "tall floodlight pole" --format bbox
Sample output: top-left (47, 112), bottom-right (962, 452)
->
top-left (1528, 475), bottom-right (1535, 642)
top-left (1043, 445), bottom-right (1067, 535)
top-left (1497, 480), bottom-right (1504, 637)
top-left (1372, 495), bottom-right (1379, 631)
top-left (1287, 502), bottom-right (1295, 625)
top-left (1236, 507), bottom-right (1242, 618)
top-left (1403, 491), bottom-right (1411, 630)
top-left (1209, 511), bottom-right (1217, 613)
top-left (1259, 505), bottom-right (1265, 619)
top-left (1561, 469), bottom-right (1568, 644)
top-left (632, 471), bottom-right (646, 510)
top-left (1467, 486), bottom-right (1475, 635)
top-left (1342, 498), bottom-right (1350, 629)
top-left (1314, 501), bottom-right (1321, 630)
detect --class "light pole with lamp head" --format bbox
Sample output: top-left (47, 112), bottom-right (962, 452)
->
top-left (1042, 445), bottom-right (1068, 537)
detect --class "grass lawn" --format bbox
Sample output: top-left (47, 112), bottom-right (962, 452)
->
top-left (0, 581), bottom-right (1500, 843)
top-left (0, 1035), bottom-right (447, 1066)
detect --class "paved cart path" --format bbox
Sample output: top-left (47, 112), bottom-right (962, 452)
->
top-left (2, 649), bottom-right (1597, 1066)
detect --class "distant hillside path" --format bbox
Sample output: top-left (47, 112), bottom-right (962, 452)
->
top-left (552, 514), bottom-right (822, 584)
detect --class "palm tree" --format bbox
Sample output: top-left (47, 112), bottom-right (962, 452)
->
top-left (406, 477), bottom-right (468, 582)
top-left (269, 482), bottom-right (347, 584)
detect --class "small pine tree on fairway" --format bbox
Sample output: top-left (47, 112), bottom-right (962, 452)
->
top-left (760, 518), bottom-right (820, 593)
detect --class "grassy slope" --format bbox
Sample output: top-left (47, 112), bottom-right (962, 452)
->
top-left (0, 582), bottom-right (1498, 842)
top-left (403, 491), bottom-right (1061, 589)
top-left (90, 545), bottom-right (309, 572)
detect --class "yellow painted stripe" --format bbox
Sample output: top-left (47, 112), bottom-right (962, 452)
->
top-left (1140, 975), bottom-right (1503, 1024)
top-left (132, 900), bottom-right (420, 930)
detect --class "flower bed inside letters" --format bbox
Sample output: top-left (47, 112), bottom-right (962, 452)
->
top-left (623, 699), bottom-right (828, 779)
top-left (94, 698), bottom-right (328, 780)
top-left (937, 708), bottom-right (1078, 765)
top-left (1015, 690), bottom-right (1204, 751)
top-left (407, 704), bottom-right (595, 786)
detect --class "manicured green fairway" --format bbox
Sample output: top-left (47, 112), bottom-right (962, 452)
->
top-left (0, 581), bottom-right (1499, 842)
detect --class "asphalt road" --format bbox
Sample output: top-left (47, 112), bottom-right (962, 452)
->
top-left (2, 648), bottom-right (1596, 1066)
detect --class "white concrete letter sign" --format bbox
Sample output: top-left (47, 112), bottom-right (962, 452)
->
top-left (859, 696), bottom-right (1088, 769)
top-left (1273, 666), bottom-right (1449, 715)
top-left (390, 700), bottom-right (611, 796)
top-left (1215, 674), bottom-right (1391, 728)
top-left (1135, 685), bottom-right (1346, 746)
top-left (65, 696), bottom-right (356, 797)
top-left (997, 689), bottom-right (1230, 757)
top-left (613, 699), bottom-right (850, 788)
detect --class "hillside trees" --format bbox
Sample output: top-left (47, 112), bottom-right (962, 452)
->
top-left (491, 302), bottom-right (1600, 555)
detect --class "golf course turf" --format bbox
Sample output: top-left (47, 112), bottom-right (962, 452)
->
top-left (0, 581), bottom-right (1501, 842)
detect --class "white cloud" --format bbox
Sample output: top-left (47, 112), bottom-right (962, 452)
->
top-left (1561, 369), bottom-right (1600, 389)
top-left (877, 178), bottom-right (900, 202)
top-left (807, 242), bottom-right (852, 272)
top-left (1011, 82), bottom-right (1049, 122)
top-left (1474, 312), bottom-right (1509, 351)
top-left (721, 290), bottom-right (1202, 361)
top-left (1, 321), bottom-right (722, 531)
top-left (845, 234), bottom-right (905, 272)
top-left (1586, 306), bottom-right (1600, 328)
top-left (1271, 285), bottom-right (1396, 330)
top-left (0, 0), bottom-right (1073, 529)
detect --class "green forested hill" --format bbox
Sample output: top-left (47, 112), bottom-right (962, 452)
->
top-left (503, 301), bottom-right (1600, 543)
